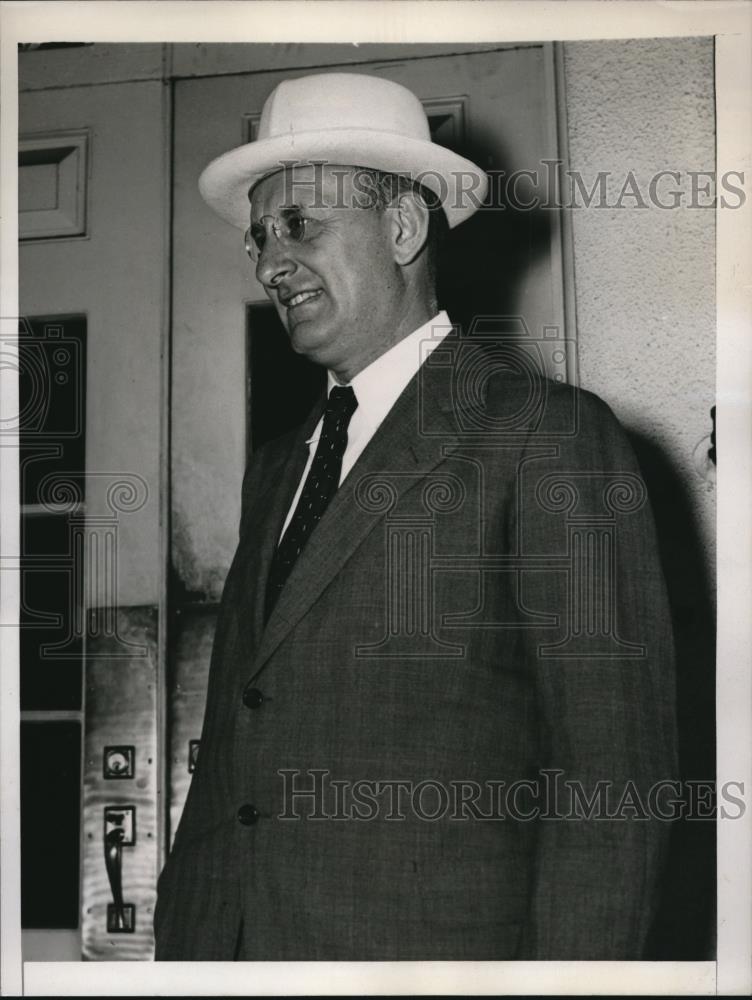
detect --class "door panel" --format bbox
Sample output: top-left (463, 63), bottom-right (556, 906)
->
top-left (18, 76), bottom-right (169, 960)
top-left (169, 47), bottom-right (568, 839)
top-left (171, 45), bottom-right (565, 602)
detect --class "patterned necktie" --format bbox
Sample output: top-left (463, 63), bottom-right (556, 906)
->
top-left (264, 385), bottom-right (358, 622)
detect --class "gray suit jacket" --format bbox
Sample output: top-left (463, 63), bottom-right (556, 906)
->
top-left (155, 335), bottom-right (677, 960)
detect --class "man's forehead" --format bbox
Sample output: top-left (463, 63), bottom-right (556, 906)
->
top-left (250, 162), bottom-right (362, 214)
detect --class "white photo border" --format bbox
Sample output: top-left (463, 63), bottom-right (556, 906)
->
top-left (1, 1), bottom-right (750, 996)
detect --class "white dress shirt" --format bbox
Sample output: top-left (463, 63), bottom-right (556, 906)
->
top-left (279, 311), bottom-right (453, 539)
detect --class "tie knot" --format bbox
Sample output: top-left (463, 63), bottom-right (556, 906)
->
top-left (325, 385), bottom-right (358, 424)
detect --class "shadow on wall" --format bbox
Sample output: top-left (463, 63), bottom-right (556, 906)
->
top-left (438, 126), bottom-right (552, 329)
top-left (629, 432), bottom-right (717, 961)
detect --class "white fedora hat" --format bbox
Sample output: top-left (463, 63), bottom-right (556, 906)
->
top-left (199, 72), bottom-right (488, 231)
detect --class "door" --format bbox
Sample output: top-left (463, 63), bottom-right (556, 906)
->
top-left (168, 45), bottom-right (571, 846)
top-left (17, 52), bottom-right (169, 962)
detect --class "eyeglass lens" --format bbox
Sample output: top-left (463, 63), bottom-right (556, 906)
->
top-left (245, 211), bottom-right (307, 261)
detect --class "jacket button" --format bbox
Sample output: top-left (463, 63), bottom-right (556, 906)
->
top-left (242, 685), bottom-right (264, 709)
top-left (237, 803), bottom-right (259, 826)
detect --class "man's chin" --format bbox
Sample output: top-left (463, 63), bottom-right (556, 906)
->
top-left (288, 321), bottom-right (332, 362)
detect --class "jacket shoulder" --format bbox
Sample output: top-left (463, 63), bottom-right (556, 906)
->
top-left (478, 367), bottom-right (626, 441)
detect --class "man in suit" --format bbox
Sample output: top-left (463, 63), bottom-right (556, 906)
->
top-left (154, 72), bottom-right (677, 961)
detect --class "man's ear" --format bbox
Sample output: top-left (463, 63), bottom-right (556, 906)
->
top-left (390, 190), bottom-right (430, 266)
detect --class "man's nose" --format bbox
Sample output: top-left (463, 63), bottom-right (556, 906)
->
top-left (255, 235), bottom-right (297, 289)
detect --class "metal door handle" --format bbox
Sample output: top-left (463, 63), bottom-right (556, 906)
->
top-left (105, 827), bottom-right (127, 928)
top-left (104, 806), bottom-right (136, 932)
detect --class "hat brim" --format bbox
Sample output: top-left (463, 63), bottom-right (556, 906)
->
top-left (198, 129), bottom-right (488, 230)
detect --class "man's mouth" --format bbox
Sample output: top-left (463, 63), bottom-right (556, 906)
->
top-left (284, 289), bottom-right (322, 309)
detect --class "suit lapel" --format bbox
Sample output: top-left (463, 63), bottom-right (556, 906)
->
top-left (251, 357), bottom-right (461, 676)
top-left (234, 397), bottom-right (326, 658)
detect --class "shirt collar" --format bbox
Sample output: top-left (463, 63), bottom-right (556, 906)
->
top-left (306, 311), bottom-right (453, 443)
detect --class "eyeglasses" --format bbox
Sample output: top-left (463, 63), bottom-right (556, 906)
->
top-left (244, 210), bottom-right (313, 262)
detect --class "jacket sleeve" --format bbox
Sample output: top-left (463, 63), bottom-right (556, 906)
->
top-left (513, 387), bottom-right (678, 959)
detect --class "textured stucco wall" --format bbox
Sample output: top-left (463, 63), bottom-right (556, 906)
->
top-left (563, 37), bottom-right (716, 577)
top-left (563, 38), bottom-right (717, 959)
